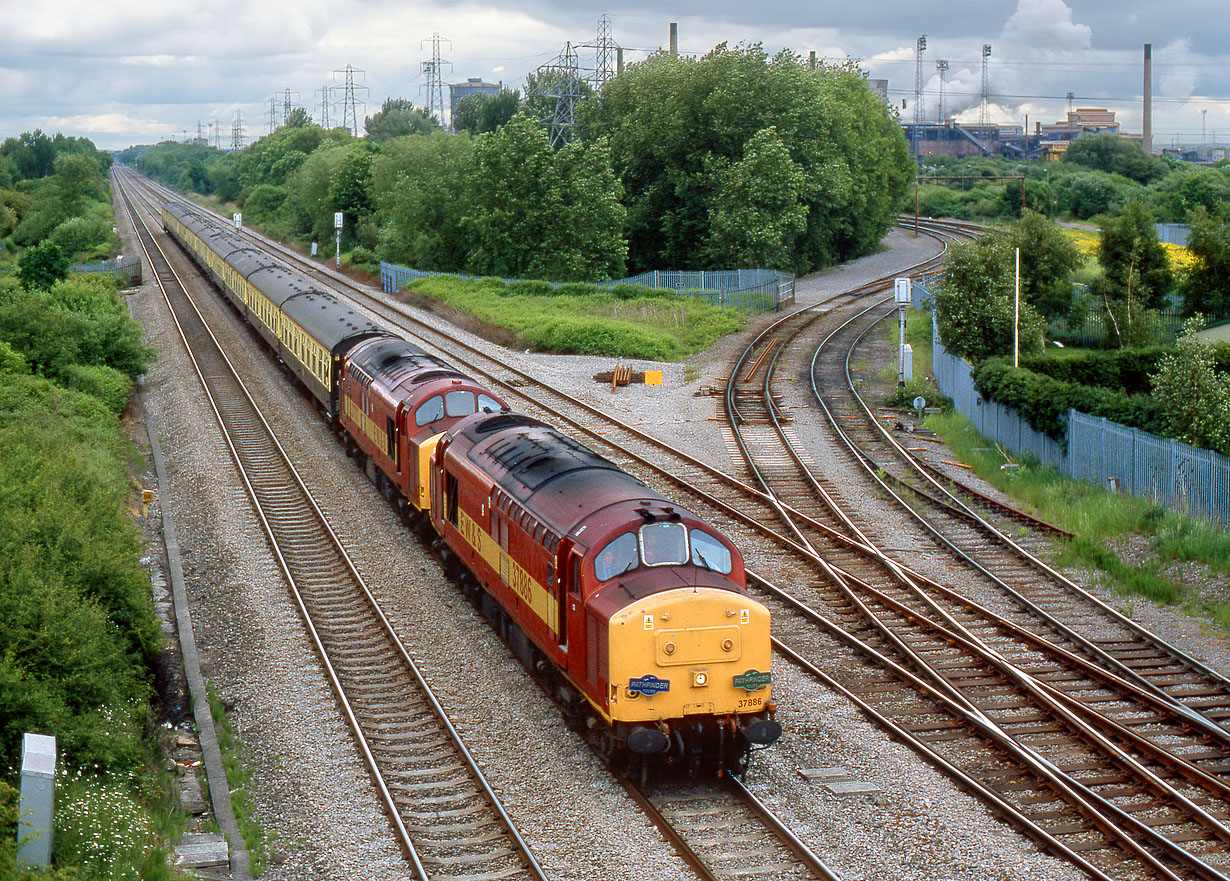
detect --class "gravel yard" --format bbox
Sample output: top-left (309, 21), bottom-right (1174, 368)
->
top-left (122, 207), bottom-right (1230, 881)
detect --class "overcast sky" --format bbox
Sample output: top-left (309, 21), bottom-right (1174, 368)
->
top-left (2, 0), bottom-right (1227, 152)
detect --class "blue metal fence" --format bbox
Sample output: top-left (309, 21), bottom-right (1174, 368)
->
top-left (71, 256), bottom-right (142, 285)
top-left (1155, 223), bottom-right (1191, 246)
top-left (933, 319), bottom-right (1230, 525)
top-left (379, 262), bottom-right (794, 313)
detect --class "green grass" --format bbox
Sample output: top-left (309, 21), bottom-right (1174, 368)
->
top-left (405, 275), bottom-right (748, 361)
top-left (882, 307), bottom-right (952, 410)
top-left (927, 409), bottom-right (1230, 619)
top-left (893, 303), bottom-right (1230, 626)
top-left (207, 691), bottom-right (269, 875)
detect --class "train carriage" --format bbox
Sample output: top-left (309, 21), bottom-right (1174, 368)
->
top-left (279, 291), bottom-right (388, 417)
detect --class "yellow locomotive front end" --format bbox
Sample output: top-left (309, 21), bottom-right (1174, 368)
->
top-left (605, 587), bottom-right (780, 762)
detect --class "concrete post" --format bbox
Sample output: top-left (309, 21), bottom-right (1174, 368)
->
top-left (18, 733), bottom-right (56, 867)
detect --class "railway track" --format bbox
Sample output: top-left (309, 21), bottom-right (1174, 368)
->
top-left (116, 173), bottom-right (548, 881)
top-left (624, 776), bottom-right (838, 881)
top-left (125, 170), bottom-right (1230, 878)
top-left (718, 232), bottom-right (1230, 879)
top-left (119, 169), bottom-right (838, 881)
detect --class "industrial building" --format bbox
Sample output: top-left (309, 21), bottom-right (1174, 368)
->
top-left (448, 78), bottom-right (502, 120)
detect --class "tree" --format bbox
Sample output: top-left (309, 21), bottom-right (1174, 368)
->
top-left (1148, 167), bottom-right (1230, 222)
top-left (284, 142), bottom-right (356, 243)
top-left (1090, 201), bottom-right (1172, 348)
top-left (0, 130), bottom-right (56, 178)
top-left (370, 132), bottom-right (474, 271)
top-left (329, 148), bottom-right (374, 246)
top-left (702, 126), bottom-right (807, 269)
top-left (1178, 206), bottom-right (1230, 319)
top-left (999, 178), bottom-right (1057, 218)
top-left (1095, 200), bottom-right (1173, 303)
top-left (48, 214), bottom-right (111, 262)
top-left (452, 92), bottom-right (520, 135)
top-left (1150, 317), bottom-right (1230, 455)
top-left (934, 237), bottom-right (1046, 364)
top-left (1062, 132), bottom-right (1167, 184)
top-left (1002, 210), bottom-right (1083, 321)
top-left (584, 44), bottom-right (913, 274)
top-left (1055, 172), bottom-right (1142, 220)
top-left (284, 107), bottom-right (313, 128)
top-left (12, 153), bottom-right (109, 246)
top-left (16, 241), bottom-right (69, 291)
top-left (462, 114), bottom-right (626, 281)
top-left (364, 98), bottom-right (438, 141)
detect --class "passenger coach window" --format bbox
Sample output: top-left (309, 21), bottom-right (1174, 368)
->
top-left (415, 395), bottom-right (445, 426)
top-left (445, 390), bottom-right (476, 417)
top-left (690, 529), bottom-right (733, 574)
top-left (640, 522), bottom-right (688, 566)
top-left (478, 394), bottom-right (501, 413)
top-left (594, 532), bottom-right (638, 581)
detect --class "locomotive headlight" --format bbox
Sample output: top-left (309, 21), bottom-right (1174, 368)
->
top-left (721, 638), bottom-right (734, 652)
top-left (664, 642), bottom-right (676, 655)
top-left (692, 671), bottom-right (708, 688)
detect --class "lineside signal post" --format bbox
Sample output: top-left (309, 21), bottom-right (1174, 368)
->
top-left (334, 212), bottom-right (343, 269)
top-left (895, 277), bottom-right (912, 385)
top-left (18, 733), bottom-right (55, 867)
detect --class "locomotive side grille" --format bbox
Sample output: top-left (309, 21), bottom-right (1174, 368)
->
top-left (587, 613), bottom-right (609, 688)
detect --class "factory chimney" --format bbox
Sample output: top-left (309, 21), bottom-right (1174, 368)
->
top-left (669, 22), bottom-right (678, 58)
top-left (1143, 43), bottom-right (1153, 154)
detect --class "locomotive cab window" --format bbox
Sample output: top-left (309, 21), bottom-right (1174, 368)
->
top-left (415, 395), bottom-right (445, 426)
top-left (594, 532), bottom-right (638, 581)
top-left (445, 390), bottom-right (475, 417)
top-left (690, 529), bottom-right (733, 575)
top-left (640, 522), bottom-right (688, 566)
top-left (478, 394), bottom-right (502, 413)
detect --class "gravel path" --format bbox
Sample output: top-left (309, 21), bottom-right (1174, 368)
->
top-left (120, 203), bottom-right (1230, 881)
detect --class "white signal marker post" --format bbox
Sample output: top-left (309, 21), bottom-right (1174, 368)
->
top-left (894, 277), bottom-right (912, 386)
top-left (334, 211), bottom-right (343, 269)
top-left (232, 213), bottom-right (242, 231)
top-left (1014, 247), bottom-right (1020, 367)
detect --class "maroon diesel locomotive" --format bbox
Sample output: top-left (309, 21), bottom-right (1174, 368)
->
top-left (431, 412), bottom-right (781, 773)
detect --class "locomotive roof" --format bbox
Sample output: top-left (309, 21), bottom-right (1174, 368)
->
top-left (459, 414), bottom-right (661, 537)
top-left (348, 337), bottom-right (442, 379)
top-left (281, 291), bottom-right (390, 353)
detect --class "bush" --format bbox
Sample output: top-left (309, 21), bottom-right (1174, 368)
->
top-left (1017, 347), bottom-right (1170, 393)
top-left (506, 279), bottom-right (554, 298)
top-left (346, 246), bottom-right (379, 273)
top-left (973, 358), bottom-right (1164, 440)
top-left (886, 376), bottom-right (951, 411)
top-left (58, 363), bottom-right (133, 412)
top-left (48, 214), bottom-right (111, 262)
top-left (16, 241), bottom-right (69, 290)
top-left (0, 373), bottom-right (160, 772)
